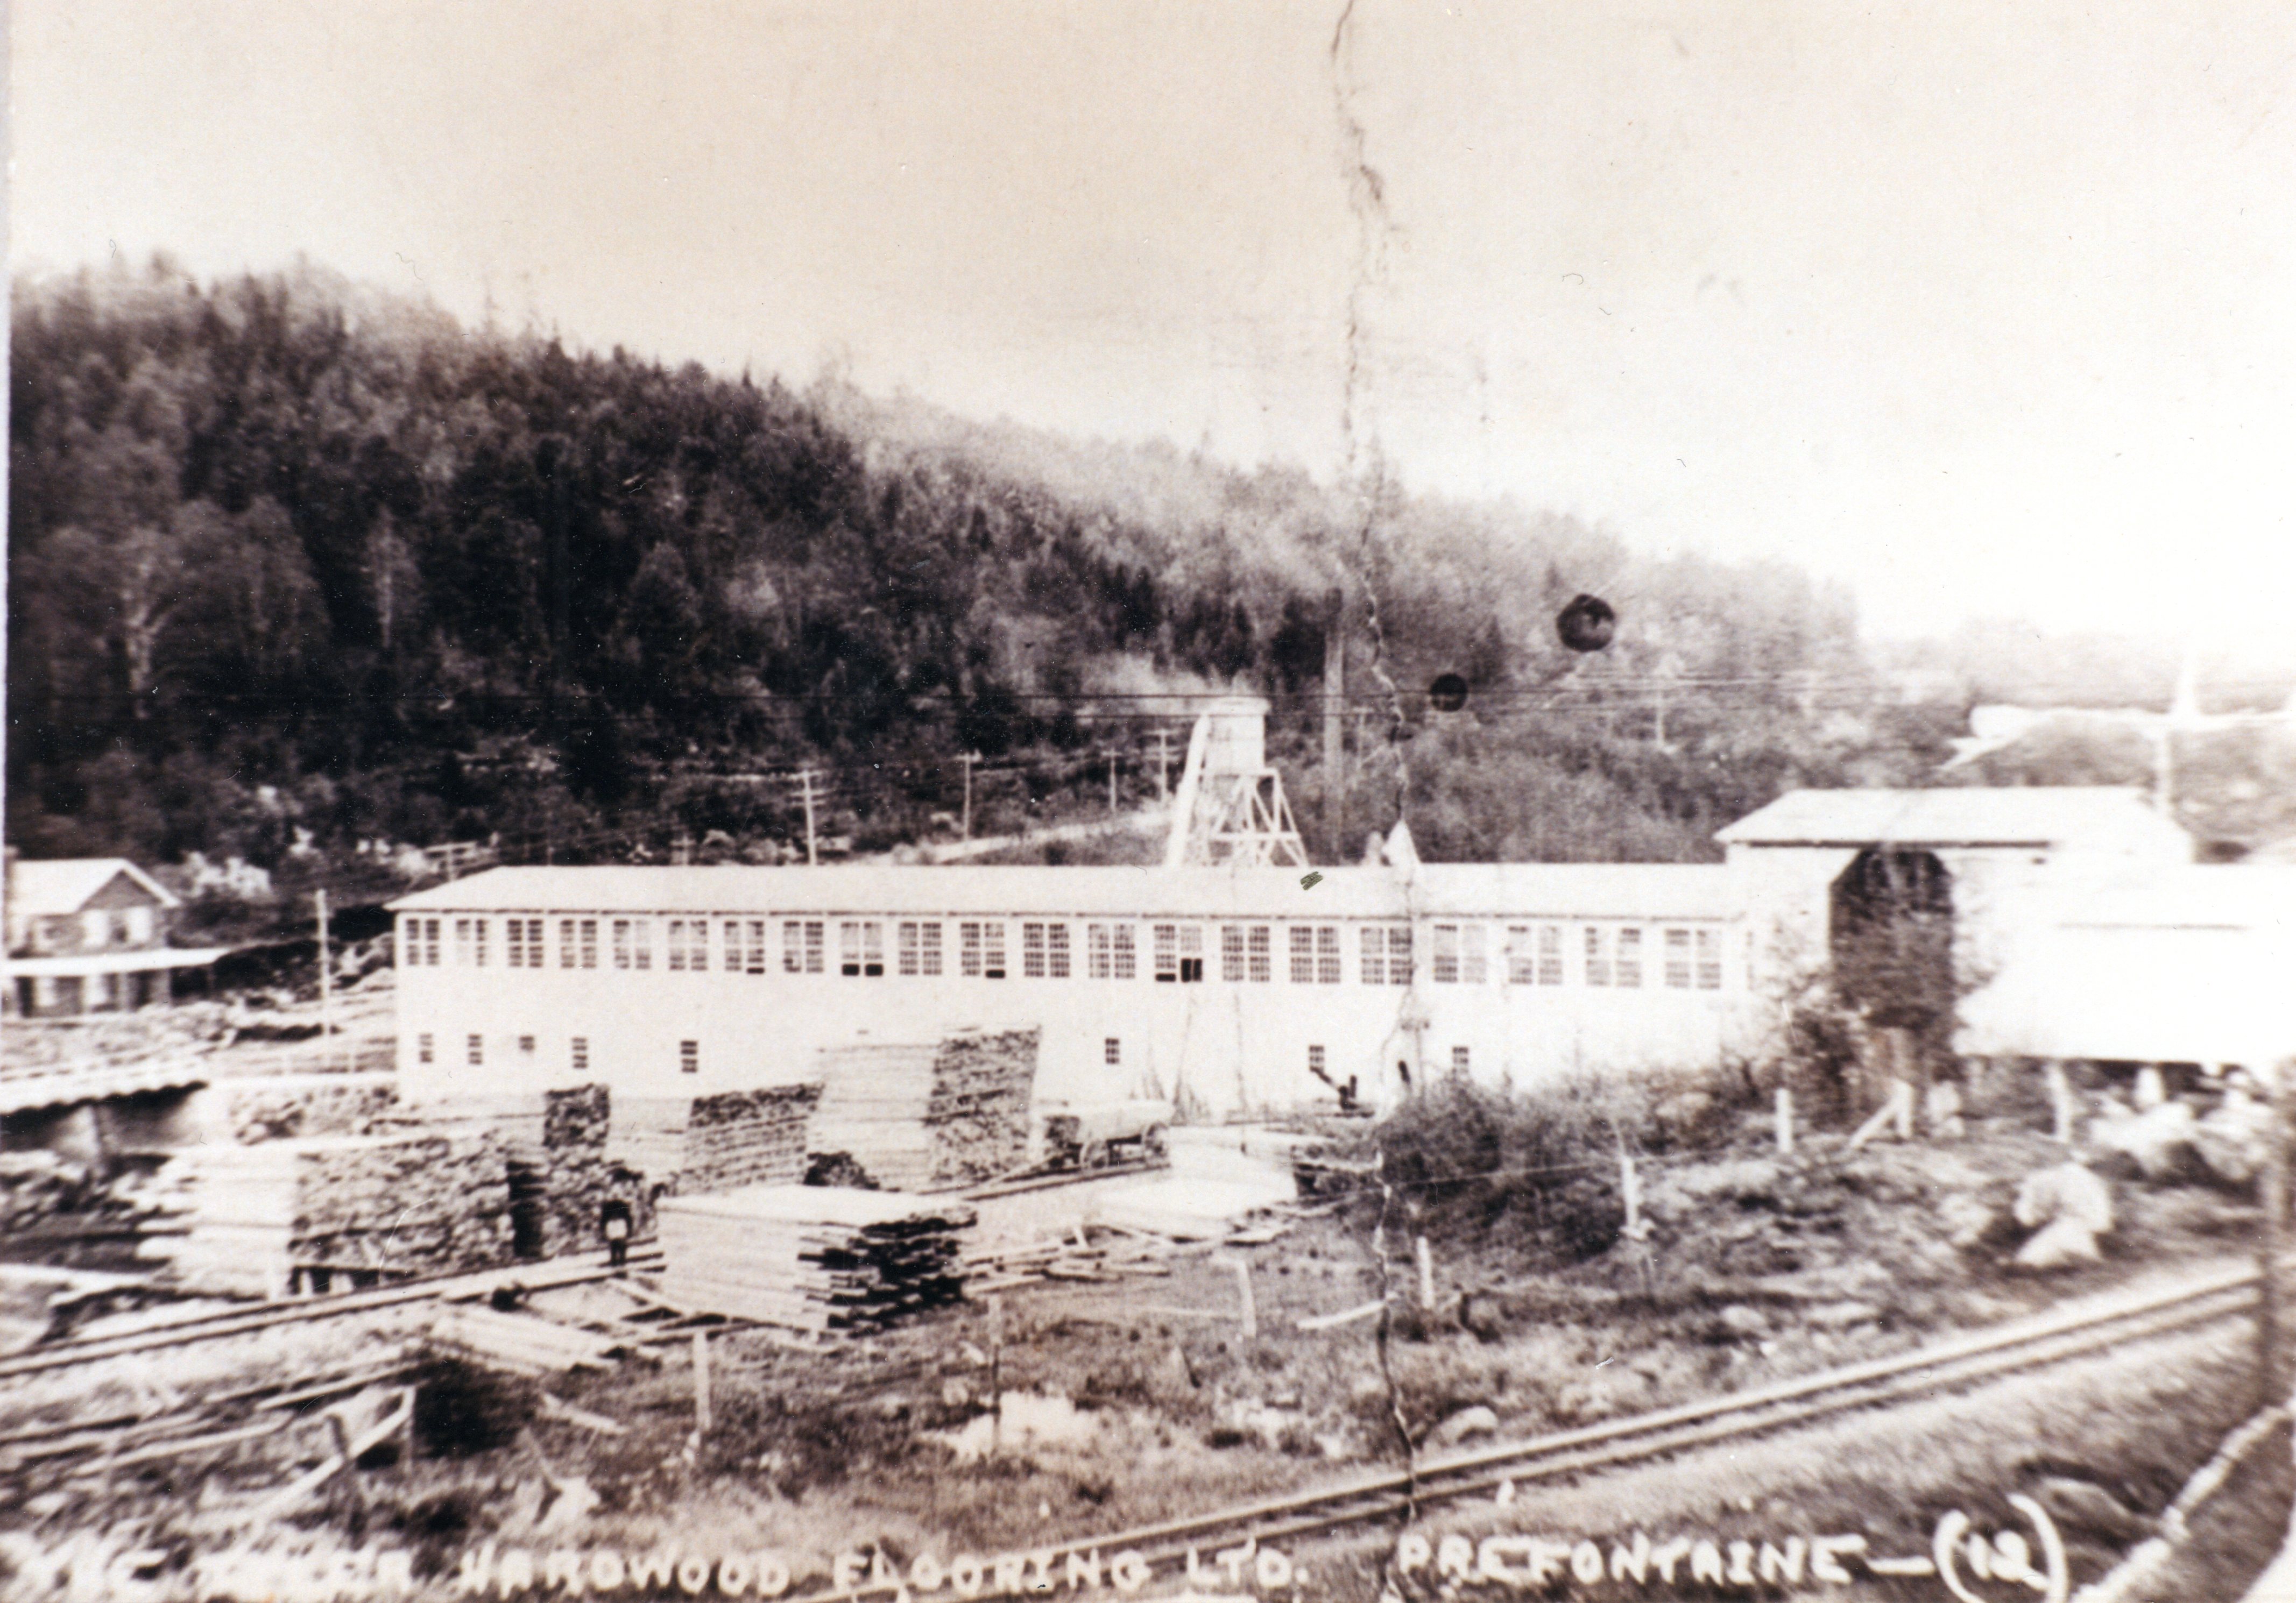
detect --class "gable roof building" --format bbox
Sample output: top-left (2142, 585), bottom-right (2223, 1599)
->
top-left (3, 854), bottom-right (227, 1017)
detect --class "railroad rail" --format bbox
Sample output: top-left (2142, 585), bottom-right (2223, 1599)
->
top-left (782, 1260), bottom-right (2263, 1601)
top-left (0, 1247), bottom-right (665, 1384)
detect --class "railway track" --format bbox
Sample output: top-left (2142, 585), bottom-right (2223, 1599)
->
top-left (0, 1247), bottom-right (665, 1384)
top-left (783, 1261), bottom-right (2263, 1601)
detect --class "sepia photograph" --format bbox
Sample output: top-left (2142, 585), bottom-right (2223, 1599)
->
top-left (6, 3), bottom-right (2296, 1598)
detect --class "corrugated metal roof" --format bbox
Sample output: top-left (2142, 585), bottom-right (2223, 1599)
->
top-left (1714, 786), bottom-right (2182, 849)
top-left (388, 861), bottom-right (1737, 921)
top-left (5, 859), bottom-right (180, 916)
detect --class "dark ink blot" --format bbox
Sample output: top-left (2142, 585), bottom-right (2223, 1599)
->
top-left (1557, 593), bottom-right (1617, 652)
top-left (1428, 673), bottom-right (1470, 713)
top-left (1301, 871), bottom-right (1324, 891)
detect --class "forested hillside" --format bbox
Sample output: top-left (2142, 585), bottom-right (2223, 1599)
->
top-left (8, 261), bottom-right (1954, 878)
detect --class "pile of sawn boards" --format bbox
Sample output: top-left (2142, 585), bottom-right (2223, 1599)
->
top-left (656, 1186), bottom-right (977, 1334)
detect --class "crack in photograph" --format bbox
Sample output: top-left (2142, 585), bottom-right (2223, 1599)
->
top-left (6, 3), bottom-right (2296, 1600)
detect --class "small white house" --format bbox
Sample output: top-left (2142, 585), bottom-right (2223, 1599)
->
top-left (4, 855), bottom-right (229, 1018)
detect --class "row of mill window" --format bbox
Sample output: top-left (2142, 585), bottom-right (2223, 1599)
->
top-left (402, 914), bottom-right (1726, 990)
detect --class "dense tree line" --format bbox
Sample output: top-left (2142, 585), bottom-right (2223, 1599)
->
top-left (9, 261), bottom-right (1941, 873)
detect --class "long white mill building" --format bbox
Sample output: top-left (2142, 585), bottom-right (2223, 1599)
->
top-left (391, 700), bottom-right (2259, 1116)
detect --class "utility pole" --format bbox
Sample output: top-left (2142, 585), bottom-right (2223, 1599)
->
top-left (960, 753), bottom-right (978, 841)
top-left (800, 770), bottom-right (818, 866)
top-left (1323, 587), bottom-right (1345, 855)
top-left (314, 889), bottom-right (335, 1066)
top-left (1108, 751), bottom-right (1118, 813)
top-left (1154, 728), bottom-right (1170, 805)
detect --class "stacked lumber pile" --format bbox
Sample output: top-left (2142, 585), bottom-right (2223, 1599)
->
top-left (924, 1029), bottom-right (1040, 1186)
top-left (681, 1085), bottom-right (823, 1192)
top-left (539, 1084), bottom-right (635, 1256)
top-left (216, 1074), bottom-right (400, 1144)
top-left (146, 1129), bottom-right (510, 1296)
top-left (810, 1027), bottom-right (1039, 1190)
top-left (657, 1186), bottom-right (977, 1334)
top-left (808, 1045), bottom-right (937, 1190)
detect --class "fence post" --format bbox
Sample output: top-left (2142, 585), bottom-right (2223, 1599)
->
top-left (692, 1330), bottom-right (711, 1437)
top-left (2047, 1060), bottom-right (2075, 1144)
top-left (1775, 1087), bottom-right (1794, 1156)
top-left (988, 1295), bottom-right (1005, 1453)
top-left (1414, 1236), bottom-right (1435, 1315)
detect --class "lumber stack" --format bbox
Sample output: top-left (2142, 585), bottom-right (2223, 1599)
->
top-left (656, 1186), bottom-right (977, 1334)
top-left (145, 1129), bottom-right (510, 1296)
top-left (810, 1027), bottom-right (1039, 1190)
top-left (682, 1085), bottom-right (823, 1192)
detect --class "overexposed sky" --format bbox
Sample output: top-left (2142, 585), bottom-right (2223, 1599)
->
top-left (13, 1), bottom-right (2296, 657)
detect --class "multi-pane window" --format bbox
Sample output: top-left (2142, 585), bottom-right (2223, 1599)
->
top-left (1019, 922), bottom-right (1070, 979)
top-left (1221, 925), bottom-right (1247, 983)
top-left (1664, 928), bottom-right (1693, 989)
top-left (571, 1037), bottom-right (589, 1073)
top-left (612, 918), bottom-right (642, 971)
top-left (724, 919), bottom-right (768, 975)
top-left (1104, 1037), bottom-right (1122, 1066)
top-left (1432, 924), bottom-right (1486, 984)
top-left (1288, 926), bottom-right (1340, 983)
top-left (1451, 1045), bottom-right (1471, 1077)
top-left (960, 921), bottom-right (1007, 979)
top-left (1087, 923), bottom-right (1135, 980)
top-left (899, 920), bottom-right (943, 976)
top-left (1584, 925), bottom-right (1610, 987)
top-left (1154, 925), bottom-right (1203, 982)
top-left (1538, 925), bottom-right (1564, 985)
top-left (1360, 926), bottom-right (1415, 983)
top-left (840, 920), bottom-right (885, 976)
top-left (455, 917), bottom-right (488, 967)
top-left (1695, 928), bottom-right (1723, 990)
top-left (1506, 926), bottom-right (1535, 985)
top-left (560, 918), bottom-right (598, 970)
top-left (506, 918), bottom-right (545, 969)
top-left (782, 920), bottom-right (824, 975)
top-left (1616, 927), bottom-right (1643, 988)
top-left (467, 1033), bottom-right (484, 1067)
top-left (667, 918), bottom-right (709, 972)
top-left (1248, 925), bottom-right (1271, 983)
top-left (404, 917), bottom-right (443, 967)
top-left (417, 1032), bottom-right (434, 1065)
top-left (518, 1034), bottom-right (535, 1056)
top-left (1308, 1044), bottom-right (1327, 1080)
top-left (680, 1040), bottom-right (699, 1075)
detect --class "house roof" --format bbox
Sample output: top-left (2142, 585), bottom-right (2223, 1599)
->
top-left (5, 858), bottom-right (180, 916)
top-left (1713, 787), bottom-right (2186, 851)
top-left (388, 860), bottom-right (1738, 922)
